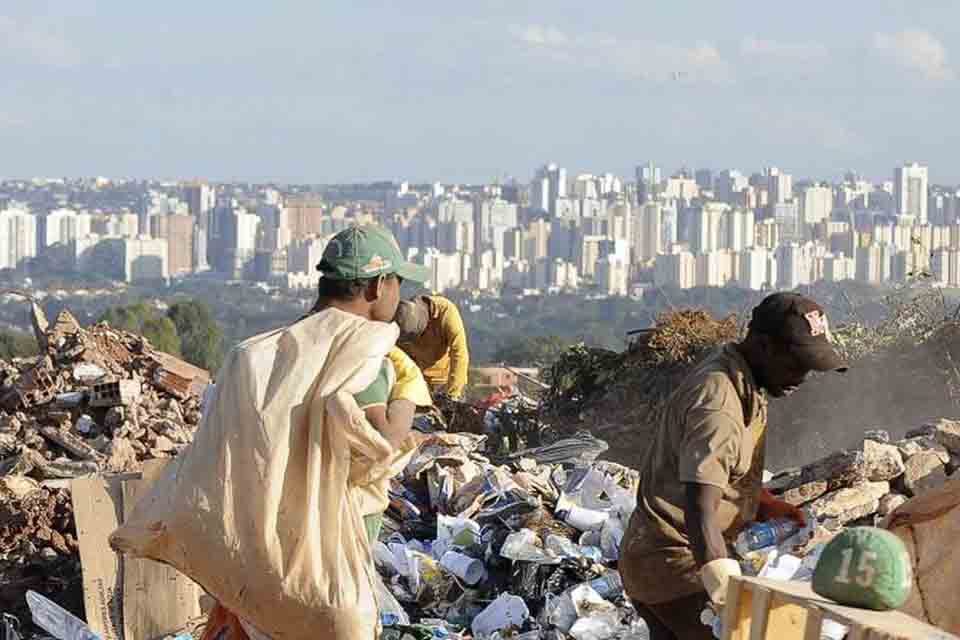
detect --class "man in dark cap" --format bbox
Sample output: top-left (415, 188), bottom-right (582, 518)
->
top-left (620, 292), bottom-right (847, 640)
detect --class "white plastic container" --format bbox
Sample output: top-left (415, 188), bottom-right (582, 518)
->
top-left (471, 594), bottom-right (530, 638)
top-left (565, 504), bottom-right (610, 531)
top-left (439, 550), bottom-right (485, 585)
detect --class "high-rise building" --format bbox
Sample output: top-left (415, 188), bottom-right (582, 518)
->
top-left (654, 249), bottom-right (696, 289)
top-left (43, 209), bottom-right (92, 248)
top-left (738, 247), bottom-right (776, 290)
top-left (774, 202), bottom-right (801, 242)
top-left (822, 253), bottom-right (856, 282)
top-left (595, 255), bottom-right (629, 296)
top-left (775, 242), bottom-right (814, 289)
top-left (767, 167), bottom-right (793, 205)
top-left (931, 248), bottom-right (960, 287)
top-left (636, 163), bottom-right (662, 204)
top-left (721, 209), bottom-right (755, 252)
top-left (184, 182), bottom-right (215, 220)
top-left (287, 235), bottom-right (330, 274)
top-left (149, 213), bottom-right (195, 276)
top-left (0, 207), bottom-right (37, 270)
top-left (894, 162), bottom-right (929, 223)
top-left (285, 198), bottom-right (326, 239)
top-left (531, 164), bottom-right (567, 216)
top-left (855, 243), bottom-right (893, 284)
top-left (800, 184), bottom-right (833, 227)
top-left (695, 169), bottom-right (713, 191)
top-left (691, 203), bottom-right (728, 254)
top-left (89, 237), bottom-right (169, 282)
top-left (632, 202), bottom-right (662, 263)
top-left (696, 250), bottom-right (738, 287)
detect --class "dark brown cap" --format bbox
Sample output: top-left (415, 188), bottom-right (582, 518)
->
top-left (749, 292), bottom-right (847, 372)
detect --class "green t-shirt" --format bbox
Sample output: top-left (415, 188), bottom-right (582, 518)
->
top-left (353, 359), bottom-right (392, 409)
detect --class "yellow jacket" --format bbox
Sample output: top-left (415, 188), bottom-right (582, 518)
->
top-left (398, 295), bottom-right (470, 399)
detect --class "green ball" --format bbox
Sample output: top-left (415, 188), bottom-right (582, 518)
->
top-left (812, 527), bottom-right (913, 611)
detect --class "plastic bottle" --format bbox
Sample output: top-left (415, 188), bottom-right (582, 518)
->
top-left (734, 519), bottom-right (800, 555)
top-left (26, 591), bottom-right (101, 640)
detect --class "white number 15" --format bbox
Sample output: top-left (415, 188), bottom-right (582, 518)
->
top-left (834, 549), bottom-right (878, 588)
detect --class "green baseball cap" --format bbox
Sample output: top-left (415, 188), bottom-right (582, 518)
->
top-left (316, 225), bottom-right (429, 283)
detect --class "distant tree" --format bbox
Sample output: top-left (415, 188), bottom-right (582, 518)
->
top-left (98, 303), bottom-right (182, 355)
top-left (0, 329), bottom-right (39, 360)
top-left (492, 335), bottom-right (572, 368)
top-left (167, 300), bottom-right (226, 372)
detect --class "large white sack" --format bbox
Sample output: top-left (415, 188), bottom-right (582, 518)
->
top-left (111, 309), bottom-right (410, 639)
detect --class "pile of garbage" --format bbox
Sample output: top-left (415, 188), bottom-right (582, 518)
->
top-left (374, 427), bottom-right (648, 640)
top-left (0, 302), bottom-right (210, 630)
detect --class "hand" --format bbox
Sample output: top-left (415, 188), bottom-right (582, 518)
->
top-left (756, 489), bottom-right (806, 526)
top-left (701, 558), bottom-right (741, 607)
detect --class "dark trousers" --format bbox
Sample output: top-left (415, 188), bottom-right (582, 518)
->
top-left (633, 591), bottom-right (714, 640)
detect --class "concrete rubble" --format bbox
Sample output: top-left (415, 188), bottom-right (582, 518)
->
top-left (0, 305), bottom-right (210, 635)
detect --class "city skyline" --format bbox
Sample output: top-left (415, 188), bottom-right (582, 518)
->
top-left (3, 160), bottom-right (960, 297)
top-left (2, 1), bottom-right (960, 182)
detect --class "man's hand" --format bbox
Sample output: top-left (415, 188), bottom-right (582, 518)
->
top-left (756, 488), bottom-right (806, 525)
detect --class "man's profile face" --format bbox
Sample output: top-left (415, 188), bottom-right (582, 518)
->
top-left (757, 337), bottom-right (813, 398)
top-left (371, 274), bottom-right (401, 323)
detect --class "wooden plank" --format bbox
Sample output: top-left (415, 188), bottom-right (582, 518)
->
top-left (848, 625), bottom-right (867, 640)
top-left (766, 594), bottom-right (810, 640)
top-left (738, 577), bottom-right (958, 640)
top-left (122, 460), bottom-right (202, 640)
top-left (725, 578), bottom-right (755, 640)
top-left (71, 476), bottom-right (125, 640)
top-left (722, 577), bottom-right (744, 640)
top-left (803, 608), bottom-right (824, 640)
top-left (749, 587), bottom-right (771, 640)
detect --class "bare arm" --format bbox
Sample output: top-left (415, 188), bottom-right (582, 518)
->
top-left (684, 482), bottom-right (727, 567)
top-left (363, 399), bottom-right (415, 449)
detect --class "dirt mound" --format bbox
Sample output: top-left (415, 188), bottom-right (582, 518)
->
top-left (540, 310), bottom-right (740, 468)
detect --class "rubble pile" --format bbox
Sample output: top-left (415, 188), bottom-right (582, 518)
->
top-left (766, 420), bottom-right (960, 546)
top-left (0, 303), bottom-right (210, 630)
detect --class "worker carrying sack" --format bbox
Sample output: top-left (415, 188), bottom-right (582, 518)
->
top-left (812, 526), bottom-right (913, 611)
top-left (110, 308), bottom-right (413, 640)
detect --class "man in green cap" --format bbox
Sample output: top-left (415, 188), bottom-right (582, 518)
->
top-left (309, 224), bottom-right (433, 542)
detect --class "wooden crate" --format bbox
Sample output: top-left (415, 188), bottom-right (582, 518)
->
top-left (721, 576), bottom-right (957, 640)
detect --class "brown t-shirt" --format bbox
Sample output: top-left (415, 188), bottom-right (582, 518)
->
top-left (620, 344), bottom-right (768, 605)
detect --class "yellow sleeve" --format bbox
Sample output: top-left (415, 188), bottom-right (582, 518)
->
top-left (386, 347), bottom-right (433, 407)
top-left (438, 299), bottom-right (469, 399)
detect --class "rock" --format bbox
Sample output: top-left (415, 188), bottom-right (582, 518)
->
top-left (899, 451), bottom-right (948, 497)
top-left (896, 436), bottom-right (950, 464)
top-left (878, 493), bottom-right (909, 517)
top-left (40, 547), bottom-right (58, 560)
top-left (864, 429), bottom-right (891, 444)
top-left (0, 476), bottom-right (42, 501)
top-left (808, 481), bottom-right (890, 525)
top-left (863, 439), bottom-right (905, 482)
top-left (0, 414), bottom-right (22, 434)
top-left (0, 432), bottom-right (20, 458)
top-left (775, 450), bottom-right (867, 506)
top-left (106, 437), bottom-right (139, 473)
top-left (927, 419), bottom-right (960, 455)
top-left (153, 435), bottom-right (176, 453)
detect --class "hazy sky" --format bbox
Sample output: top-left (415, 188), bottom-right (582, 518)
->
top-left (2, 1), bottom-right (960, 184)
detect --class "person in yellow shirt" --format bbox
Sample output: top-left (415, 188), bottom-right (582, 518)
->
top-left (394, 295), bottom-right (470, 400)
